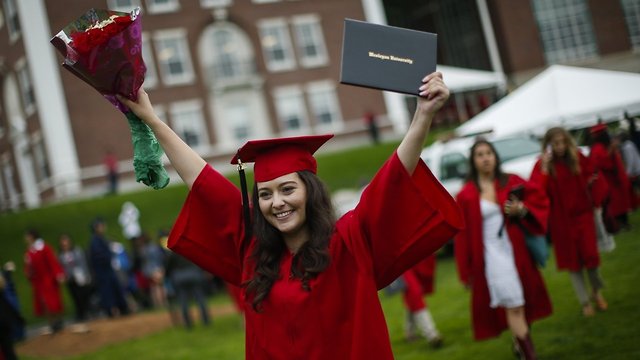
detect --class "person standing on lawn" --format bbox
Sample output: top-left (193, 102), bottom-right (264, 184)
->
top-left (117, 72), bottom-right (463, 359)
top-left (400, 254), bottom-right (443, 347)
top-left (530, 127), bottom-right (609, 316)
top-left (23, 229), bottom-right (66, 334)
top-left (455, 139), bottom-right (552, 360)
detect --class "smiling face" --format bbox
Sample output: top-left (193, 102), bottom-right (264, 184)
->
top-left (257, 172), bottom-right (308, 238)
top-left (472, 142), bottom-right (497, 176)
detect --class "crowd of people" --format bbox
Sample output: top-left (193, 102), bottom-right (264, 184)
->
top-left (0, 202), bottom-right (221, 360)
top-left (2, 73), bottom-right (639, 360)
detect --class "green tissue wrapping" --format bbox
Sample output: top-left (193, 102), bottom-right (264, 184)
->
top-left (126, 111), bottom-right (169, 189)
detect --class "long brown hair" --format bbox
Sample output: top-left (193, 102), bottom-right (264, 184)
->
top-left (467, 138), bottom-right (509, 191)
top-left (244, 170), bottom-right (334, 311)
top-left (542, 127), bottom-right (580, 176)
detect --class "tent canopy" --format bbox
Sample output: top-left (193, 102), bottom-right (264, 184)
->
top-left (436, 65), bottom-right (506, 93)
top-left (455, 65), bottom-right (640, 138)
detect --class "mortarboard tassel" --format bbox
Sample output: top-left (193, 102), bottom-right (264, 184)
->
top-left (237, 159), bottom-right (253, 247)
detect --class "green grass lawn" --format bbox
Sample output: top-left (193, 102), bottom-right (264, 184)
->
top-left (21, 211), bottom-right (640, 360)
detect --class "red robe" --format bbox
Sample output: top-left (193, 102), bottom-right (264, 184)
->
top-left (168, 152), bottom-right (464, 359)
top-left (454, 175), bottom-right (552, 341)
top-left (589, 143), bottom-right (631, 217)
top-left (402, 255), bottom-right (436, 312)
top-left (24, 240), bottom-right (65, 316)
top-left (530, 153), bottom-right (601, 271)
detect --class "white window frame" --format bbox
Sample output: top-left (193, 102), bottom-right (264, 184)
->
top-left (169, 100), bottom-right (209, 151)
top-left (3, 0), bottom-right (20, 43)
top-left (292, 14), bottom-right (328, 68)
top-left (154, 29), bottom-right (196, 86)
top-left (145, 0), bottom-right (180, 14)
top-left (258, 18), bottom-right (296, 72)
top-left (273, 85), bottom-right (309, 135)
top-left (107, 0), bottom-right (142, 12)
top-left (532, 0), bottom-right (598, 64)
top-left (141, 33), bottom-right (159, 89)
top-left (621, 0), bottom-right (640, 51)
top-left (224, 102), bottom-right (252, 143)
top-left (200, 0), bottom-right (233, 8)
top-left (15, 58), bottom-right (36, 116)
top-left (305, 80), bottom-right (342, 131)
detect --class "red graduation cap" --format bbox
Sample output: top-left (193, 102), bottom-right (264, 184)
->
top-left (231, 134), bottom-right (334, 243)
top-left (231, 134), bottom-right (334, 182)
top-left (589, 123), bottom-right (608, 134)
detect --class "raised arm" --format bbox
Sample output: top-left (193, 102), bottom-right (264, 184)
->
top-left (117, 89), bottom-right (206, 189)
top-left (397, 72), bottom-right (449, 174)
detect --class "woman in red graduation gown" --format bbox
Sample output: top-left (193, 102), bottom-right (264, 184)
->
top-left (589, 124), bottom-right (632, 230)
top-left (530, 127), bottom-right (608, 316)
top-left (455, 139), bottom-right (551, 360)
top-left (118, 72), bottom-right (464, 360)
top-left (23, 229), bottom-right (65, 333)
top-left (401, 255), bottom-right (442, 347)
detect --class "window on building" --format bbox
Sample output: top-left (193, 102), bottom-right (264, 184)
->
top-left (621, 0), bottom-right (640, 51)
top-left (107, 0), bottom-right (142, 12)
top-left (154, 29), bottom-right (195, 85)
top-left (253, 0), bottom-right (280, 3)
top-left (274, 86), bottom-right (308, 133)
top-left (3, 0), bottom-right (20, 42)
top-left (532, 0), bottom-right (598, 64)
top-left (15, 60), bottom-right (36, 116)
top-left (258, 18), bottom-right (296, 72)
top-left (170, 101), bottom-right (208, 149)
top-left (292, 15), bottom-right (328, 68)
top-left (211, 29), bottom-right (255, 80)
top-left (142, 34), bottom-right (158, 88)
top-left (225, 103), bottom-right (251, 142)
top-left (306, 81), bottom-right (341, 129)
top-left (146, 0), bottom-right (180, 14)
top-left (200, 0), bottom-right (232, 7)
top-left (31, 134), bottom-right (50, 182)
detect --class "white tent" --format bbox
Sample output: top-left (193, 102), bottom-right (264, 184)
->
top-left (455, 65), bottom-right (640, 138)
top-left (436, 65), bottom-right (506, 93)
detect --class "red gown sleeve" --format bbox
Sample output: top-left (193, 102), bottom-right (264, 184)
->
top-left (167, 165), bottom-right (246, 285)
top-left (590, 144), bottom-right (616, 171)
top-left (335, 151), bottom-right (464, 289)
top-left (529, 159), bottom-right (549, 193)
top-left (514, 175), bottom-right (550, 236)
top-left (454, 187), bottom-right (474, 286)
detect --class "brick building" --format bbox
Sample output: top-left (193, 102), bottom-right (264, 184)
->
top-left (1, 0), bottom-right (638, 210)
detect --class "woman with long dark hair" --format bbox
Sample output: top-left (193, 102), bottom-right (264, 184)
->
top-left (455, 139), bottom-right (552, 360)
top-left (118, 72), bottom-right (463, 359)
top-left (531, 127), bottom-right (609, 316)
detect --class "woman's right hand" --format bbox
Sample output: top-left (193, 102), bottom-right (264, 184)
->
top-left (540, 151), bottom-right (552, 174)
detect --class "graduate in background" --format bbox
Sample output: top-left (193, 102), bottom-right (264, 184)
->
top-left (455, 139), bottom-right (552, 360)
top-left (118, 72), bottom-right (463, 359)
top-left (532, 127), bottom-right (609, 316)
top-left (23, 229), bottom-right (66, 334)
top-left (401, 254), bottom-right (443, 347)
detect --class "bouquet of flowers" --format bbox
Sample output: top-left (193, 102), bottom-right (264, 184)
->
top-left (51, 8), bottom-right (169, 189)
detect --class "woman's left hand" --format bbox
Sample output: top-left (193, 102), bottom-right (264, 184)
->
top-left (417, 72), bottom-right (449, 116)
top-left (504, 198), bottom-right (527, 218)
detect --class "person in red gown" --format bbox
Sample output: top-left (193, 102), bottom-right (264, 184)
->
top-left (589, 124), bottom-right (632, 230)
top-left (531, 127), bottom-right (609, 316)
top-left (400, 255), bottom-right (442, 347)
top-left (23, 229), bottom-right (65, 333)
top-left (455, 139), bottom-right (552, 360)
top-left (118, 72), bottom-right (464, 359)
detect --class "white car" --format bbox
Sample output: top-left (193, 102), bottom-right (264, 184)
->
top-left (420, 136), bottom-right (543, 197)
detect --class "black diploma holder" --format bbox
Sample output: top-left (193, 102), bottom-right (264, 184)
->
top-left (339, 18), bottom-right (437, 96)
